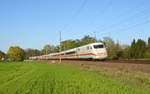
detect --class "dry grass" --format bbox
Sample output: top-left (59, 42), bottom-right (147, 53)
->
top-left (52, 61), bottom-right (150, 90)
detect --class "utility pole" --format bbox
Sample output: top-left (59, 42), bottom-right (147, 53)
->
top-left (94, 31), bottom-right (96, 42)
top-left (59, 31), bottom-right (62, 63)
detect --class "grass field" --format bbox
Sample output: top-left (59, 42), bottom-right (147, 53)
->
top-left (0, 62), bottom-right (150, 94)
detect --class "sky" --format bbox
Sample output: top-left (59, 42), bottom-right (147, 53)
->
top-left (0, 0), bottom-right (150, 52)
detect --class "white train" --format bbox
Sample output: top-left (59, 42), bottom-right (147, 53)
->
top-left (29, 42), bottom-right (107, 60)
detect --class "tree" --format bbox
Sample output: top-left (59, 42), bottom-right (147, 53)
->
top-left (25, 48), bottom-right (41, 59)
top-left (130, 39), bottom-right (136, 59)
top-left (0, 50), bottom-right (5, 61)
top-left (148, 37), bottom-right (150, 52)
top-left (24, 48), bottom-right (33, 59)
top-left (145, 37), bottom-right (150, 59)
top-left (60, 35), bottom-right (97, 51)
top-left (81, 35), bottom-right (96, 45)
top-left (53, 46), bottom-right (59, 53)
top-left (7, 46), bottom-right (25, 61)
top-left (115, 41), bottom-right (123, 59)
top-left (135, 39), bottom-right (146, 58)
top-left (103, 37), bottom-right (119, 59)
top-left (120, 45), bottom-right (131, 59)
top-left (41, 45), bottom-right (55, 55)
top-left (33, 49), bottom-right (41, 56)
top-left (61, 40), bottom-right (78, 51)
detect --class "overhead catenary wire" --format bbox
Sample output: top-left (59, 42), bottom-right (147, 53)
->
top-left (57, 0), bottom-right (150, 44)
top-left (93, 0), bottom-right (149, 34)
top-left (106, 0), bottom-right (147, 23)
top-left (118, 20), bottom-right (150, 33)
top-left (97, 6), bottom-right (150, 35)
top-left (97, 0), bottom-right (113, 16)
top-left (100, 17), bottom-right (150, 35)
top-left (57, 0), bottom-right (88, 50)
top-left (88, 0), bottom-right (113, 39)
top-left (60, 0), bottom-right (88, 32)
top-left (89, 0), bottom-right (113, 29)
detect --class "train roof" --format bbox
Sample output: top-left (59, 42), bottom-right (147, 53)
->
top-left (79, 42), bottom-right (104, 47)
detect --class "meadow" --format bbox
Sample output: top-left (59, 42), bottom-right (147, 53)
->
top-left (0, 62), bottom-right (149, 94)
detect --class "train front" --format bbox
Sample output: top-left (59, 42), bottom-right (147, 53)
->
top-left (92, 43), bottom-right (108, 60)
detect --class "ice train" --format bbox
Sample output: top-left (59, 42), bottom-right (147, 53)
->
top-left (29, 42), bottom-right (107, 60)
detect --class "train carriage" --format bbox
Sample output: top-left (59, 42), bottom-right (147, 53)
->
top-left (29, 42), bottom-right (107, 60)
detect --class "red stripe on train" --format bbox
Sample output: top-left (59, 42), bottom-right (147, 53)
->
top-left (50, 53), bottom-right (107, 58)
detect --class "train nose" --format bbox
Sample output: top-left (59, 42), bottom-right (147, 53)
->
top-left (95, 49), bottom-right (107, 54)
top-left (93, 48), bottom-right (107, 58)
top-left (93, 54), bottom-right (107, 59)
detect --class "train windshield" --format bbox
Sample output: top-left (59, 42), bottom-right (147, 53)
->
top-left (93, 45), bottom-right (104, 49)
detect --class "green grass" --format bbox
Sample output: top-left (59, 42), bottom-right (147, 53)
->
top-left (0, 62), bottom-right (149, 94)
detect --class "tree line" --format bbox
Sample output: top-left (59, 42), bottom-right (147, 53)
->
top-left (0, 35), bottom-right (150, 61)
top-left (103, 37), bottom-right (150, 60)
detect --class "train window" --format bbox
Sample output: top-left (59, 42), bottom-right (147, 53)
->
top-left (87, 46), bottom-right (90, 50)
top-left (59, 53), bottom-right (64, 55)
top-left (66, 51), bottom-right (75, 55)
top-left (93, 45), bottom-right (104, 49)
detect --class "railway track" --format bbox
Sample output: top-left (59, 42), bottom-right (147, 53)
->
top-left (42, 59), bottom-right (150, 65)
top-left (102, 60), bottom-right (150, 64)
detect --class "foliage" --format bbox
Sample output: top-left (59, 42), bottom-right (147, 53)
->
top-left (25, 49), bottom-right (41, 59)
top-left (130, 39), bottom-right (136, 59)
top-left (115, 41), bottom-right (123, 59)
top-left (41, 45), bottom-right (56, 55)
top-left (0, 50), bottom-right (5, 61)
top-left (7, 46), bottom-right (25, 61)
top-left (135, 39), bottom-right (147, 58)
top-left (40, 36), bottom-right (150, 60)
top-left (145, 51), bottom-right (150, 59)
top-left (8, 35), bottom-right (150, 60)
top-left (61, 35), bottom-right (96, 51)
top-left (148, 37), bottom-right (150, 52)
top-left (129, 39), bottom-right (147, 59)
top-left (61, 40), bottom-right (79, 51)
top-left (103, 37), bottom-right (115, 59)
top-left (103, 37), bottom-right (123, 59)
top-left (0, 62), bottom-right (149, 94)
top-left (120, 45), bottom-right (131, 59)
top-left (53, 46), bottom-right (60, 53)
top-left (80, 35), bottom-right (96, 45)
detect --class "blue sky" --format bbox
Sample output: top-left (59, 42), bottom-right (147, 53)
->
top-left (0, 0), bottom-right (150, 52)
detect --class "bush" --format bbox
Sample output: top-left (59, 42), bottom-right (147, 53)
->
top-left (144, 52), bottom-right (150, 59)
top-left (0, 50), bottom-right (5, 62)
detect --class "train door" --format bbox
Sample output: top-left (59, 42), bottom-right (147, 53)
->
top-left (86, 46), bottom-right (93, 58)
